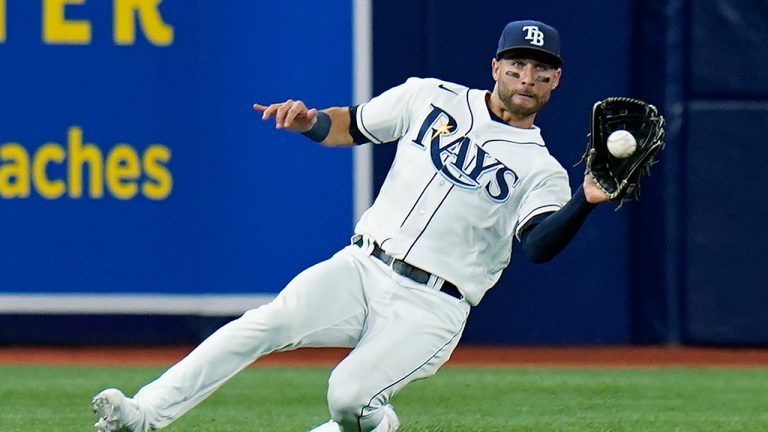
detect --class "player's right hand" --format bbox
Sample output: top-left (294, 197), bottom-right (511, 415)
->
top-left (253, 100), bottom-right (318, 133)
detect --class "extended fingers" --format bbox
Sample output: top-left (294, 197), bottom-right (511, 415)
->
top-left (253, 100), bottom-right (317, 131)
top-left (276, 100), bottom-right (296, 127)
top-left (261, 101), bottom-right (304, 127)
top-left (253, 102), bottom-right (281, 121)
top-left (278, 100), bottom-right (303, 128)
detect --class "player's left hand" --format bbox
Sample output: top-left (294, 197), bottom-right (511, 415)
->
top-left (583, 173), bottom-right (610, 204)
top-left (253, 100), bottom-right (318, 132)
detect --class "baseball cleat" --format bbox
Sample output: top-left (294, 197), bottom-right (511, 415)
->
top-left (381, 404), bottom-right (400, 431)
top-left (307, 420), bottom-right (341, 432)
top-left (92, 388), bottom-right (147, 432)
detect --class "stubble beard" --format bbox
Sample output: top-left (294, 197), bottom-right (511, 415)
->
top-left (498, 81), bottom-right (548, 120)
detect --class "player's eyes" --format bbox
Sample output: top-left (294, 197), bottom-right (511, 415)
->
top-left (510, 60), bottom-right (552, 71)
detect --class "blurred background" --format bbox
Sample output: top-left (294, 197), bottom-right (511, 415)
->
top-left (1, 0), bottom-right (766, 347)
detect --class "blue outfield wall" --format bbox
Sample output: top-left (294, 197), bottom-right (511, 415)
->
top-left (2, 0), bottom-right (767, 346)
top-left (629, 0), bottom-right (768, 346)
top-left (682, 1), bottom-right (768, 345)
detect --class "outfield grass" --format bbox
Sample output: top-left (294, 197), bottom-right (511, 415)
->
top-left (1, 365), bottom-right (767, 431)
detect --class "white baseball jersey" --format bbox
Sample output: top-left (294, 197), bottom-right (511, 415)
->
top-left (354, 77), bottom-right (571, 305)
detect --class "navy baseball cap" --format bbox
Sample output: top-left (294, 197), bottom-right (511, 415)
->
top-left (496, 20), bottom-right (562, 67)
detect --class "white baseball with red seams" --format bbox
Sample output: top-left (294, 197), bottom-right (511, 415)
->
top-left (607, 130), bottom-right (637, 158)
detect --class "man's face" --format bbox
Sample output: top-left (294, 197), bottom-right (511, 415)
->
top-left (492, 56), bottom-right (561, 118)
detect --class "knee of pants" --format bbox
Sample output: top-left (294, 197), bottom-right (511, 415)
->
top-left (327, 371), bottom-right (385, 430)
top-left (233, 305), bottom-right (301, 347)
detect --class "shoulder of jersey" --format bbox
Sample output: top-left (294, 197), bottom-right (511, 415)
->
top-left (404, 77), bottom-right (469, 97)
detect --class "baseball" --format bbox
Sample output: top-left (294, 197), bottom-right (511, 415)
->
top-left (607, 130), bottom-right (637, 158)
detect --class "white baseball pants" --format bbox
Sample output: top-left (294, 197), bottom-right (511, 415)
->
top-left (131, 244), bottom-right (470, 432)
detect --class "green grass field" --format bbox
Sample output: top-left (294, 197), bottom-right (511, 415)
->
top-left (1, 365), bottom-right (767, 431)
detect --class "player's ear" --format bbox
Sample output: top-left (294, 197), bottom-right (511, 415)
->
top-left (550, 68), bottom-right (562, 90)
top-left (491, 58), bottom-right (500, 81)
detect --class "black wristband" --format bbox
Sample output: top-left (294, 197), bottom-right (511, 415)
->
top-left (301, 111), bottom-right (331, 142)
top-left (348, 105), bottom-right (369, 144)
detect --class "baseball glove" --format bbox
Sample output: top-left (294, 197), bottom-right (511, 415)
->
top-left (582, 97), bottom-right (666, 202)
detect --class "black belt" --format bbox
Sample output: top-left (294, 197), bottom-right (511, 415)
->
top-left (352, 236), bottom-right (462, 300)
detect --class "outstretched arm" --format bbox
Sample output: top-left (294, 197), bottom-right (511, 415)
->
top-left (253, 100), bottom-right (355, 147)
top-left (520, 174), bottom-right (610, 263)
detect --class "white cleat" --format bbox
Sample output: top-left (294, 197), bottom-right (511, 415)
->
top-left (308, 420), bottom-right (341, 432)
top-left (309, 404), bottom-right (399, 432)
top-left (91, 388), bottom-right (148, 432)
top-left (377, 404), bottom-right (400, 432)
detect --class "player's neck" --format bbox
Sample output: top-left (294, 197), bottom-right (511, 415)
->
top-left (486, 92), bottom-right (535, 129)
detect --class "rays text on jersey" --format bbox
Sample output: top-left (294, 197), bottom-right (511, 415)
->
top-left (412, 105), bottom-right (519, 202)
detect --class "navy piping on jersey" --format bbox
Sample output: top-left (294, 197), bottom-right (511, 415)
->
top-left (399, 171), bottom-right (441, 229)
top-left (482, 138), bottom-right (546, 148)
top-left (357, 319), bottom-right (467, 432)
top-left (464, 88), bottom-right (475, 130)
top-left (356, 103), bottom-right (385, 144)
top-left (398, 151), bottom-right (477, 259)
top-left (519, 204), bottom-right (563, 228)
top-left (403, 184), bottom-right (454, 261)
top-left (487, 108), bottom-right (547, 146)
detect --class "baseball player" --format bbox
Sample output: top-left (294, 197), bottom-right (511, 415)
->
top-left (92, 20), bottom-right (610, 432)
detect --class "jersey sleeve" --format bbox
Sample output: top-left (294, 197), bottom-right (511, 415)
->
top-left (355, 77), bottom-right (423, 144)
top-left (515, 168), bottom-right (571, 240)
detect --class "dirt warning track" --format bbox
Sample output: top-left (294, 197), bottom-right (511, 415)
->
top-left (2, 346), bottom-right (768, 368)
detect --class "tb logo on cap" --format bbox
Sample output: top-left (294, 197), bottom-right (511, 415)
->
top-left (522, 25), bottom-right (544, 46)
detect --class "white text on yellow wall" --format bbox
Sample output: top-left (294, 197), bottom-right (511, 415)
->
top-left (0, 0), bottom-right (174, 45)
top-left (0, 126), bottom-right (173, 200)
